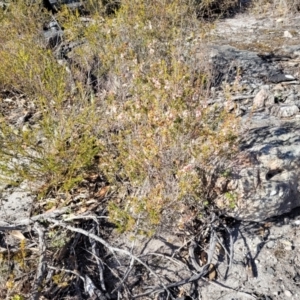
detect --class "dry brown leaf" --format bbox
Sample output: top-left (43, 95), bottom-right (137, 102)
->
top-left (216, 242), bottom-right (225, 256)
top-left (78, 206), bottom-right (87, 213)
top-left (9, 230), bottom-right (25, 240)
top-left (208, 263), bottom-right (217, 281)
top-left (200, 251), bottom-right (208, 266)
top-left (263, 222), bottom-right (273, 228)
top-left (87, 173), bottom-right (100, 182)
top-left (95, 186), bottom-right (109, 199)
top-left (258, 227), bottom-right (265, 237)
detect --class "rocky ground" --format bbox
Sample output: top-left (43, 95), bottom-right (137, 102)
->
top-left (198, 6), bottom-right (300, 300)
top-left (1, 2), bottom-right (300, 300)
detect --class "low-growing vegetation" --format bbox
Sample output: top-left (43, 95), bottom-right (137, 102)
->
top-left (0, 0), bottom-right (239, 232)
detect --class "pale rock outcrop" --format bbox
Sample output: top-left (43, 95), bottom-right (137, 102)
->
top-left (253, 85), bottom-right (274, 109)
top-left (217, 114), bottom-right (300, 221)
top-left (210, 45), bottom-right (300, 221)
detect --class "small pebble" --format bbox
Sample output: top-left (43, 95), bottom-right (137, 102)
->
top-left (284, 31), bottom-right (293, 38)
top-left (281, 239), bottom-right (293, 250)
top-left (266, 241), bottom-right (275, 249)
top-left (284, 290), bottom-right (292, 297)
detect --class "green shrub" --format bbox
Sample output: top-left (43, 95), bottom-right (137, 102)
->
top-left (0, 1), bottom-right (100, 192)
top-left (194, 0), bottom-right (240, 18)
top-left (83, 0), bottom-right (239, 229)
top-left (0, 0), bottom-right (239, 230)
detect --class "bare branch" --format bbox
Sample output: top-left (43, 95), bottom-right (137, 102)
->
top-left (47, 218), bottom-right (174, 299)
top-left (30, 223), bottom-right (47, 300)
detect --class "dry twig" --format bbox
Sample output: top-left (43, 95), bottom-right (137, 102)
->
top-left (89, 224), bottom-right (106, 292)
top-left (47, 218), bottom-right (175, 299)
top-left (30, 223), bottom-right (47, 300)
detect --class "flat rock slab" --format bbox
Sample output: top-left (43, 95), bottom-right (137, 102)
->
top-left (216, 109), bottom-right (300, 222)
top-left (0, 183), bottom-right (35, 226)
top-left (200, 215), bottom-right (300, 300)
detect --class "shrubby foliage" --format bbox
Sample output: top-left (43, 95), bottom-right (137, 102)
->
top-left (0, 0), bottom-right (239, 231)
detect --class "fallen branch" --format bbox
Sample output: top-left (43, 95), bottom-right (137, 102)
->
top-left (47, 265), bottom-right (110, 300)
top-left (47, 218), bottom-right (175, 299)
top-left (133, 227), bottom-right (218, 299)
top-left (132, 264), bottom-right (210, 298)
top-left (48, 265), bottom-right (85, 282)
top-left (0, 225), bottom-right (24, 231)
top-left (112, 216), bottom-right (141, 295)
top-left (89, 224), bottom-right (106, 292)
top-left (30, 223), bottom-right (47, 300)
top-left (0, 206), bottom-right (72, 231)
top-left (222, 222), bottom-right (234, 279)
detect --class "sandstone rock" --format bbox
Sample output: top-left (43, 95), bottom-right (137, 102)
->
top-left (270, 104), bottom-right (299, 118)
top-left (207, 44), bottom-right (300, 222)
top-left (47, 0), bottom-right (83, 11)
top-left (268, 72), bottom-right (296, 83)
top-left (0, 181), bottom-right (37, 226)
top-left (216, 112), bottom-right (300, 221)
top-left (266, 241), bottom-right (275, 249)
top-left (282, 44), bottom-right (300, 57)
top-left (209, 45), bottom-right (267, 86)
top-left (43, 20), bottom-right (63, 49)
top-left (252, 86), bottom-right (274, 109)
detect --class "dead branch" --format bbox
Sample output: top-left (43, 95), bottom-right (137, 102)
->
top-left (48, 265), bottom-right (85, 282)
top-left (189, 240), bottom-right (202, 272)
top-left (221, 222), bottom-right (234, 279)
top-left (1, 206), bottom-right (73, 230)
top-left (132, 263), bottom-right (210, 298)
top-left (47, 218), bottom-right (175, 299)
top-left (47, 265), bottom-right (109, 300)
top-left (132, 227), bottom-right (218, 299)
top-left (140, 252), bottom-right (185, 267)
top-left (30, 222), bottom-right (47, 300)
top-left (89, 224), bottom-right (106, 292)
top-left (0, 225), bottom-right (24, 231)
top-left (112, 216), bottom-right (141, 294)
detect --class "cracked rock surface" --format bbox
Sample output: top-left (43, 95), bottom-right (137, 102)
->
top-left (199, 6), bottom-right (300, 300)
top-left (206, 10), bottom-right (300, 222)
